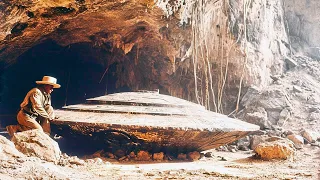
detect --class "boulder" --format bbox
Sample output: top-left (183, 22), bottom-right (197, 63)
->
top-left (254, 138), bottom-right (295, 160)
top-left (11, 130), bottom-right (61, 163)
top-left (0, 135), bottom-right (25, 161)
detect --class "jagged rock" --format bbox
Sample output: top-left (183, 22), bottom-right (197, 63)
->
top-left (136, 151), bottom-right (151, 161)
top-left (285, 56), bottom-right (298, 70)
top-left (153, 152), bottom-right (164, 161)
top-left (250, 135), bottom-right (269, 150)
top-left (0, 135), bottom-right (25, 160)
top-left (301, 129), bottom-right (320, 143)
top-left (278, 108), bottom-right (291, 126)
top-left (287, 134), bottom-right (304, 149)
top-left (187, 151), bottom-right (200, 161)
top-left (244, 107), bottom-right (271, 129)
top-left (11, 130), bottom-right (61, 163)
top-left (254, 138), bottom-right (295, 160)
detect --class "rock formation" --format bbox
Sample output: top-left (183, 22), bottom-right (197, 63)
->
top-left (2, 0), bottom-right (314, 114)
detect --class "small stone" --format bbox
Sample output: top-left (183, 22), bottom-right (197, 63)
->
top-left (129, 152), bottom-right (136, 158)
top-left (293, 86), bottom-right (303, 93)
top-left (153, 152), bottom-right (164, 161)
top-left (136, 151), bottom-right (151, 161)
top-left (285, 56), bottom-right (298, 69)
top-left (204, 152), bottom-right (213, 157)
top-left (118, 156), bottom-right (127, 161)
top-left (187, 151), bottom-right (200, 161)
top-left (114, 149), bottom-right (126, 158)
top-left (93, 158), bottom-right (103, 164)
top-left (104, 152), bottom-right (115, 159)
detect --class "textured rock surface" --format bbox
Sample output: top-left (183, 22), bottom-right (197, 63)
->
top-left (284, 0), bottom-right (320, 58)
top-left (0, 135), bottom-right (24, 160)
top-left (11, 130), bottom-right (61, 163)
top-left (254, 137), bottom-right (295, 160)
top-left (0, 0), bottom-right (294, 113)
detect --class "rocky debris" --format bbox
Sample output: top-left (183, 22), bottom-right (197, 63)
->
top-left (0, 135), bottom-right (25, 160)
top-left (11, 130), bottom-right (61, 163)
top-left (238, 87), bottom-right (292, 129)
top-left (254, 137), bottom-right (295, 160)
top-left (287, 134), bottom-right (304, 149)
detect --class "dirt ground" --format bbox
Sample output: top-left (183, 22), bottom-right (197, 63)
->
top-left (0, 139), bottom-right (319, 180)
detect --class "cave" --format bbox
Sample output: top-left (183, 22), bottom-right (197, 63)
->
top-left (1, 39), bottom-right (122, 111)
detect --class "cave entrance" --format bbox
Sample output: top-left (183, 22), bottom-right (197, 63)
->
top-left (0, 39), bottom-right (129, 126)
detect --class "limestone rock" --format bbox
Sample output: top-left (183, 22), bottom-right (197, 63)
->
top-left (254, 138), bottom-right (295, 160)
top-left (0, 135), bottom-right (25, 161)
top-left (11, 130), bottom-right (61, 163)
top-left (287, 134), bottom-right (304, 149)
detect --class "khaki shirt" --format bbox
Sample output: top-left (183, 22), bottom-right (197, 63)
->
top-left (20, 87), bottom-right (52, 119)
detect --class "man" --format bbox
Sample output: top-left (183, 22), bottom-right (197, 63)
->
top-left (6, 76), bottom-right (61, 136)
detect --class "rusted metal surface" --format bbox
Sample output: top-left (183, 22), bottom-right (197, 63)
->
top-left (52, 91), bottom-right (259, 151)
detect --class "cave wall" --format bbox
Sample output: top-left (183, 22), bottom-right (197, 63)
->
top-left (283, 0), bottom-right (320, 59)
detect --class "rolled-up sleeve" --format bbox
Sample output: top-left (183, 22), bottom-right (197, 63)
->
top-left (30, 90), bottom-right (50, 119)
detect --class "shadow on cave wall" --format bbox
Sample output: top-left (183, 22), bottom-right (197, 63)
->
top-left (0, 39), bottom-right (131, 126)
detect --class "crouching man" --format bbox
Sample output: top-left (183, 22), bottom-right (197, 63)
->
top-left (6, 76), bottom-right (61, 136)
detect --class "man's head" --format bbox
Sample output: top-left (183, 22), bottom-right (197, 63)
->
top-left (43, 84), bottom-right (54, 94)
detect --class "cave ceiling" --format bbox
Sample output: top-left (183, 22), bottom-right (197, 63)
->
top-left (1, 0), bottom-right (195, 101)
top-left (0, 0), bottom-right (186, 66)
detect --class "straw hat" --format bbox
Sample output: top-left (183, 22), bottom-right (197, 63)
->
top-left (36, 76), bottom-right (61, 88)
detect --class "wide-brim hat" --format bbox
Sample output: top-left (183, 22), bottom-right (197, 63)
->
top-left (36, 76), bottom-right (61, 88)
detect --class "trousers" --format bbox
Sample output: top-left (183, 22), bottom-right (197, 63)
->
top-left (17, 105), bottom-right (54, 134)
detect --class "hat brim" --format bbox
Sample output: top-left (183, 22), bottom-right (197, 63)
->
top-left (36, 81), bottom-right (61, 88)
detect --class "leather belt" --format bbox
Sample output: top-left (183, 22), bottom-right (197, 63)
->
top-left (22, 109), bottom-right (38, 118)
